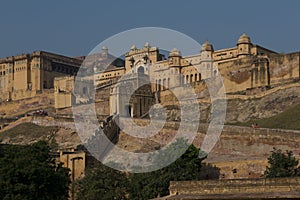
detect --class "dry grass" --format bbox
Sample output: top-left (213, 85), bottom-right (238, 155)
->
top-left (0, 123), bottom-right (58, 143)
top-left (231, 103), bottom-right (300, 130)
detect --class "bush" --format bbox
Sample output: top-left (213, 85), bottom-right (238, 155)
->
top-left (0, 141), bottom-right (70, 200)
top-left (264, 148), bottom-right (300, 178)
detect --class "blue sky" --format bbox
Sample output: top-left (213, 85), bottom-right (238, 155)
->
top-left (1, 0), bottom-right (300, 58)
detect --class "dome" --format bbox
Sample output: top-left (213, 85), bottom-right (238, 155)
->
top-left (169, 48), bottom-right (181, 57)
top-left (144, 42), bottom-right (151, 48)
top-left (130, 45), bottom-right (137, 51)
top-left (237, 33), bottom-right (251, 44)
top-left (201, 40), bottom-right (214, 52)
top-left (102, 46), bottom-right (108, 51)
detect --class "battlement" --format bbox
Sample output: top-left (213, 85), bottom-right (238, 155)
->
top-left (166, 177), bottom-right (300, 199)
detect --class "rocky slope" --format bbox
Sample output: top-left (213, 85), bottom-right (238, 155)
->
top-left (225, 86), bottom-right (300, 123)
top-left (152, 84), bottom-right (300, 124)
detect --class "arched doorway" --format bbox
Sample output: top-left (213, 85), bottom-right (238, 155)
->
top-left (82, 87), bottom-right (87, 95)
top-left (125, 104), bottom-right (132, 117)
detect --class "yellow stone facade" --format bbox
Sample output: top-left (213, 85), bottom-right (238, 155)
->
top-left (108, 33), bottom-right (300, 117)
top-left (53, 33), bottom-right (300, 116)
top-left (115, 33), bottom-right (279, 95)
top-left (54, 75), bottom-right (94, 110)
top-left (5, 33), bottom-right (298, 115)
top-left (54, 76), bottom-right (75, 109)
top-left (59, 150), bottom-right (85, 180)
top-left (0, 51), bottom-right (82, 101)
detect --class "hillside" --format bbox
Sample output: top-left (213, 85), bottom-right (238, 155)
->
top-left (224, 85), bottom-right (300, 124)
top-left (0, 123), bottom-right (57, 144)
top-left (155, 83), bottom-right (300, 128)
top-left (0, 122), bottom-right (82, 149)
top-left (231, 103), bottom-right (300, 130)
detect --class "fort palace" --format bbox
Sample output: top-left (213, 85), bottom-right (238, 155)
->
top-left (1, 33), bottom-right (299, 118)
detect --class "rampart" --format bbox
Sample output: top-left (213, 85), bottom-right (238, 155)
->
top-left (120, 118), bottom-right (300, 179)
top-left (168, 177), bottom-right (300, 198)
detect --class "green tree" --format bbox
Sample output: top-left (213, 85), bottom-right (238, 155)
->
top-left (128, 139), bottom-right (219, 199)
top-left (76, 139), bottom-right (220, 200)
top-left (0, 141), bottom-right (70, 200)
top-left (264, 148), bottom-right (300, 178)
top-left (76, 162), bottom-right (128, 200)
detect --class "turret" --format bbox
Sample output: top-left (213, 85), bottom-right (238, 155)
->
top-left (101, 46), bottom-right (108, 58)
top-left (200, 40), bottom-right (214, 60)
top-left (168, 48), bottom-right (182, 88)
top-left (200, 40), bottom-right (215, 78)
top-left (168, 48), bottom-right (181, 67)
top-left (237, 33), bottom-right (252, 57)
top-left (144, 42), bottom-right (151, 49)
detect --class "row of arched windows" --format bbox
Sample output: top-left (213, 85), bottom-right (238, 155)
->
top-left (155, 78), bottom-right (171, 91)
top-left (155, 73), bottom-right (202, 91)
top-left (184, 73), bottom-right (202, 84)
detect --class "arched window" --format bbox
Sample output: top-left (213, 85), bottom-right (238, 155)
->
top-left (163, 78), bottom-right (166, 90)
top-left (83, 87), bottom-right (87, 95)
top-left (158, 79), bottom-right (162, 91)
top-left (207, 63), bottom-right (210, 70)
top-left (137, 66), bottom-right (145, 74)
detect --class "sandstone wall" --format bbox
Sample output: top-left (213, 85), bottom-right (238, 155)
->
top-left (0, 90), bottom-right (54, 117)
top-left (169, 177), bottom-right (300, 197)
top-left (152, 82), bottom-right (300, 123)
top-left (218, 57), bottom-right (255, 93)
top-left (60, 151), bottom-right (85, 180)
top-left (119, 118), bottom-right (300, 179)
top-left (269, 52), bottom-right (300, 85)
top-left (95, 86), bottom-right (111, 117)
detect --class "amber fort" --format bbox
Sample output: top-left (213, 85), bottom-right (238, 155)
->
top-left (0, 33), bottom-right (299, 117)
top-left (1, 33), bottom-right (300, 199)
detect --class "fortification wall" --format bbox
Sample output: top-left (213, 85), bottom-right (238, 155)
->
top-left (120, 118), bottom-right (300, 179)
top-left (0, 90), bottom-right (54, 117)
top-left (218, 57), bottom-right (255, 93)
top-left (169, 177), bottom-right (300, 197)
top-left (153, 81), bottom-right (300, 124)
top-left (126, 119), bottom-right (300, 146)
top-left (269, 52), bottom-right (300, 85)
top-left (210, 159), bottom-right (268, 179)
top-left (226, 81), bottom-right (300, 100)
top-left (217, 53), bottom-right (300, 94)
top-left (95, 86), bottom-right (110, 116)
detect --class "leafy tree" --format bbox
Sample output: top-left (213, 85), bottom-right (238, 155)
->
top-left (128, 139), bottom-right (220, 199)
top-left (264, 148), bottom-right (300, 178)
top-left (76, 139), bottom-right (220, 200)
top-left (76, 162), bottom-right (128, 200)
top-left (0, 141), bottom-right (70, 200)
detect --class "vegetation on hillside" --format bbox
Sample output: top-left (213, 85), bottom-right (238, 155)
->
top-left (0, 141), bottom-right (70, 200)
top-left (230, 103), bottom-right (300, 130)
top-left (76, 139), bottom-right (220, 200)
top-left (264, 148), bottom-right (300, 178)
top-left (0, 123), bottom-right (58, 143)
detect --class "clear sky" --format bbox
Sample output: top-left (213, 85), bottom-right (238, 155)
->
top-left (1, 0), bottom-right (300, 58)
